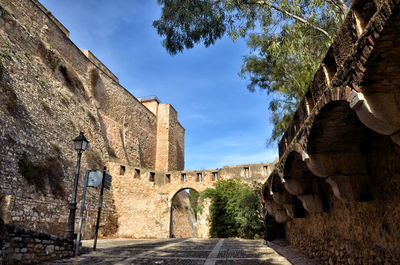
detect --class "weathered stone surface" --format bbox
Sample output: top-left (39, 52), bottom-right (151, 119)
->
top-left (264, 0), bottom-right (400, 263)
top-left (0, 0), bottom-right (273, 248)
top-left (106, 162), bottom-right (271, 238)
top-left (0, 0), bottom-right (184, 240)
top-left (0, 220), bottom-right (73, 265)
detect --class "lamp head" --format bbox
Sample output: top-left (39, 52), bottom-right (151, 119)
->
top-left (73, 132), bottom-right (89, 152)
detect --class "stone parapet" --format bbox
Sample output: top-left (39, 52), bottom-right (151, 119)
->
top-left (0, 219), bottom-right (73, 265)
top-left (81, 50), bottom-right (119, 83)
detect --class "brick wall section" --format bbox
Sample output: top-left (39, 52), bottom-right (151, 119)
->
top-left (30, 0), bottom-right (69, 37)
top-left (1, 0), bottom-right (162, 169)
top-left (0, 218), bottom-right (73, 265)
top-left (220, 163), bottom-right (273, 182)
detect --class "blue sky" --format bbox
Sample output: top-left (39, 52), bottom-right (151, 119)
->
top-left (40, 0), bottom-right (278, 170)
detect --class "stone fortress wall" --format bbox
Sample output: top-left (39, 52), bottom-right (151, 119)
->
top-left (0, 0), bottom-right (269, 246)
top-left (106, 162), bottom-right (272, 239)
top-left (5, 0), bottom-right (399, 264)
top-left (0, 0), bottom-right (185, 239)
top-left (141, 98), bottom-right (185, 172)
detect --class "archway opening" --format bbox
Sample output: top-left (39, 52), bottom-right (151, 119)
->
top-left (169, 188), bottom-right (200, 238)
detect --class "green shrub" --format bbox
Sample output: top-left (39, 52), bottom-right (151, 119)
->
top-left (3, 8), bottom-right (12, 16)
top-left (201, 179), bottom-right (264, 239)
top-left (47, 41), bottom-right (54, 49)
top-left (23, 24), bottom-right (31, 33)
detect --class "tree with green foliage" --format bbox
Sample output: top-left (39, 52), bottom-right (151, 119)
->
top-left (154, 0), bottom-right (351, 142)
top-left (200, 179), bottom-right (263, 238)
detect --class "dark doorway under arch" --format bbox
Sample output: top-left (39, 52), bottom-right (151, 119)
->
top-left (169, 188), bottom-right (200, 238)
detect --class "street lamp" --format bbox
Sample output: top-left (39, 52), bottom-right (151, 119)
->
top-left (65, 132), bottom-right (89, 240)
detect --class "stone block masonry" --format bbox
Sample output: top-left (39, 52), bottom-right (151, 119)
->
top-left (106, 162), bottom-right (272, 238)
top-left (263, 0), bottom-right (400, 263)
top-left (0, 0), bottom-right (184, 241)
top-left (0, 218), bottom-right (73, 265)
top-left (141, 98), bottom-right (185, 172)
top-left (0, 0), bottom-right (273, 263)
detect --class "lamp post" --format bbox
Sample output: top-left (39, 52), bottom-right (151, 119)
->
top-left (65, 132), bottom-right (89, 240)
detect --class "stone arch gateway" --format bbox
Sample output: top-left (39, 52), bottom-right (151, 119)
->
top-left (169, 188), bottom-right (200, 238)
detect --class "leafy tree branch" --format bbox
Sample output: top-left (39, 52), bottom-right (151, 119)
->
top-left (245, 0), bottom-right (332, 39)
top-left (154, 0), bottom-right (352, 142)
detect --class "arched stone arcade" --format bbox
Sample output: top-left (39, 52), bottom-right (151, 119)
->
top-left (263, 0), bottom-right (400, 262)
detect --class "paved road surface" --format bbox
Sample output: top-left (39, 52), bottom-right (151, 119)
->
top-left (44, 238), bottom-right (318, 265)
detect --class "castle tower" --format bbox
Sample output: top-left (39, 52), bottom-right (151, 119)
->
top-left (140, 97), bottom-right (185, 171)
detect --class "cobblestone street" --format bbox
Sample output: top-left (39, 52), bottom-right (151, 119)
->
top-left (43, 238), bottom-right (319, 265)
